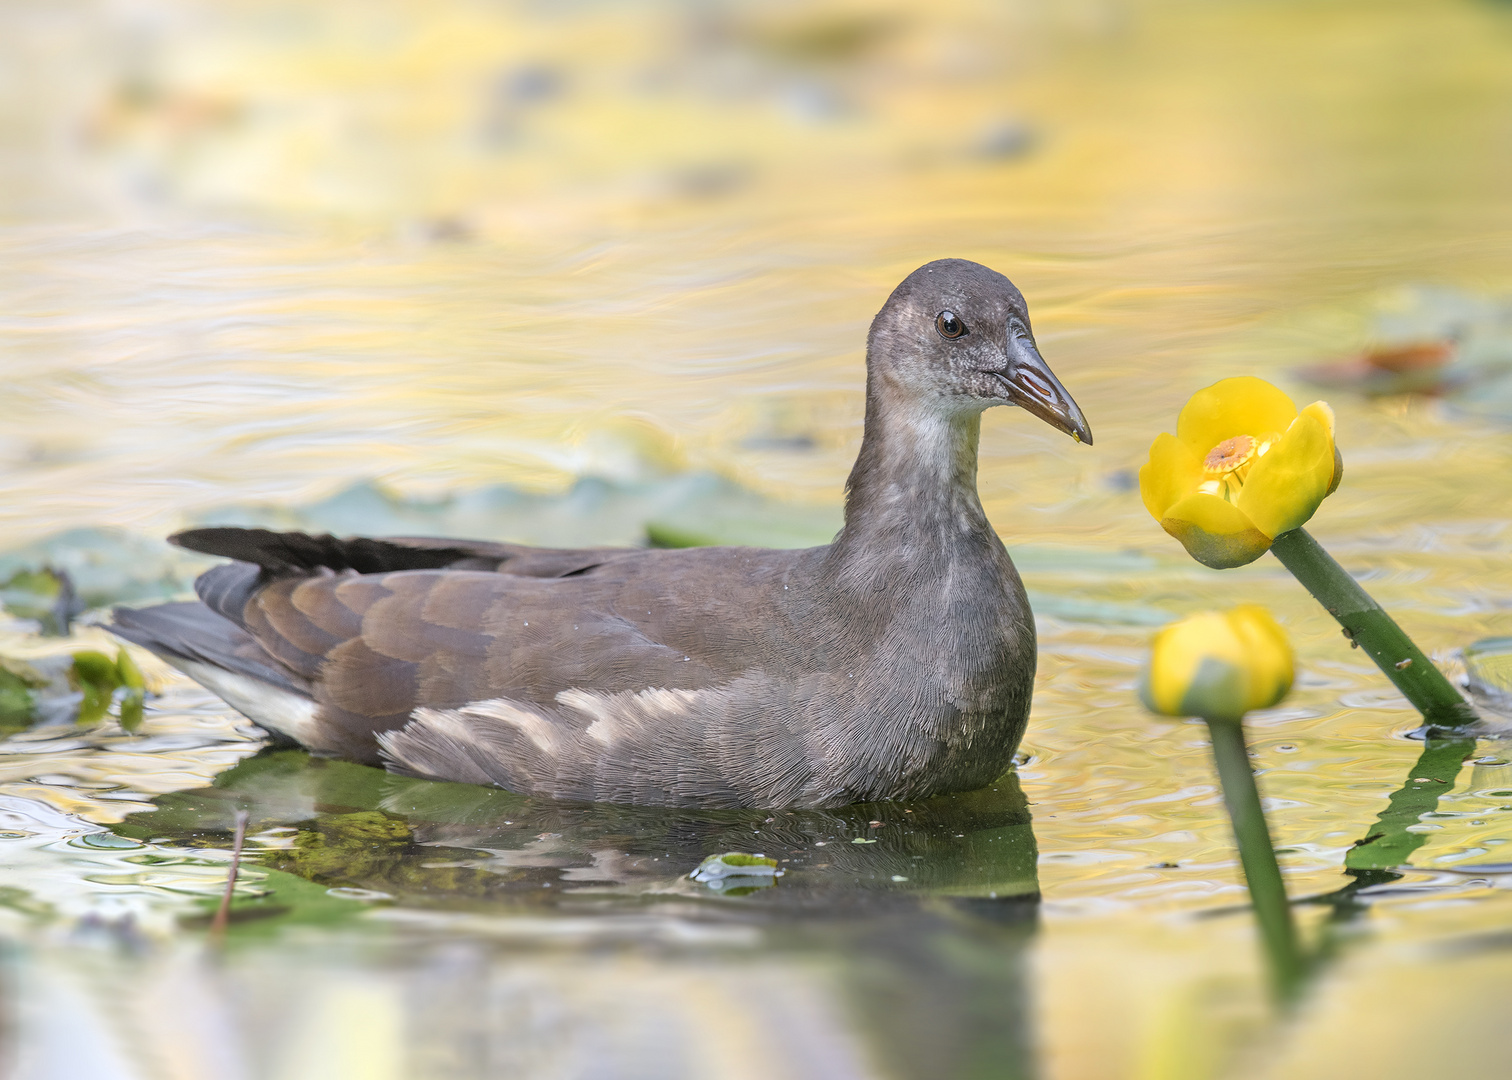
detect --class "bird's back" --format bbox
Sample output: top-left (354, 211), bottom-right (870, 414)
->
top-left (115, 527), bottom-right (1034, 807)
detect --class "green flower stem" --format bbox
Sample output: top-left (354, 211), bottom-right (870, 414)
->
top-left (1268, 528), bottom-right (1477, 728)
top-left (1205, 718), bottom-right (1305, 1001)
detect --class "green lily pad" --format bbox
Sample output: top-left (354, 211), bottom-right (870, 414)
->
top-left (690, 851), bottom-right (782, 895)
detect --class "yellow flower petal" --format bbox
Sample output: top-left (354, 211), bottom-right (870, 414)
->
top-left (1160, 492), bottom-right (1272, 569)
top-left (1142, 605), bottom-right (1295, 722)
top-left (1236, 410), bottom-right (1333, 538)
top-left (1301, 401), bottom-right (1344, 495)
top-left (1300, 400), bottom-right (1335, 438)
top-left (1142, 380), bottom-right (1343, 569)
top-left (1176, 377), bottom-right (1298, 457)
top-left (1143, 624), bottom-right (1189, 714)
top-left (1227, 605), bottom-right (1294, 711)
top-left (1146, 612), bottom-right (1234, 715)
top-left (1146, 612), bottom-right (1256, 720)
top-left (1139, 432), bottom-right (1203, 520)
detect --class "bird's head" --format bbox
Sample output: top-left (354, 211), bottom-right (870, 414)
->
top-left (867, 258), bottom-right (1093, 445)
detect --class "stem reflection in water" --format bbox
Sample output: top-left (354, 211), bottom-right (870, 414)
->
top-left (1308, 734), bottom-right (1479, 933)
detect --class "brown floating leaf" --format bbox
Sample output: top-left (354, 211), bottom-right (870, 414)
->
top-left (1295, 339), bottom-right (1458, 397)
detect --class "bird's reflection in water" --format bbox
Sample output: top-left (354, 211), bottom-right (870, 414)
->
top-left (111, 747), bottom-right (1040, 1079)
top-left (116, 747), bottom-right (1040, 905)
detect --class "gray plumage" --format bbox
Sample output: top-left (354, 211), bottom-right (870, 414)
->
top-left (110, 259), bottom-right (1092, 809)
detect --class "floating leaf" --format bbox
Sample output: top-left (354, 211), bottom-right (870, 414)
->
top-left (69, 650), bottom-right (122, 727)
top-left (0, 660), bottom-right (41, 733)
top-left (59, 648), bottom-right (151, 730)
top-left (1294, 286), bottom-right (1512, 420)
top-left (0, 528), bottom-right (214, 609)
top-left (115, 647), bottom-right (145, 692)
top-left (0, 567), bottom-right (82, 636)
top-left (117, 689), bottom-right (145, 732)
top-left (690, 851), bottom-right (782, 896)
top-left (115, 647), bottom-right (146, 732)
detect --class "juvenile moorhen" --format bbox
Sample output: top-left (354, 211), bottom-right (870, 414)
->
top-left (112, 259), bottom-right (1091, 808)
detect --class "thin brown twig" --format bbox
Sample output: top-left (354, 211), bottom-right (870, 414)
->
top-left (209, 809), bottom-right (250, 944)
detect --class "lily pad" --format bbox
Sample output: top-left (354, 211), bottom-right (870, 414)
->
top-left (0, 648), bottom-right (149, 735)
top-left (68, 648), bottom-right (148, 730)
top-left (0, 567), bottom-right (82, 636)
top-left (0, 527), bottom-right (216, 609)
top-left (0, 658), bottom-right (48, 734)
top-left (200, 473), bottom-right (840, 552)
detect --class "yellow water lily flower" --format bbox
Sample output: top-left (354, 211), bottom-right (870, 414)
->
top-left (1139, 377), bottom-right (1343, 569)
top-left (1141, 606), bottom-right (1294, 723)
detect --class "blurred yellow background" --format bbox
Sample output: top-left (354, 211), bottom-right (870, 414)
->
top-left (6, 0), bottom-right (1511, 547)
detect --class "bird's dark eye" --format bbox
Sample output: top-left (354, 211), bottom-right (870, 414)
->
top-left (936, 311), bottom-right (966, 339)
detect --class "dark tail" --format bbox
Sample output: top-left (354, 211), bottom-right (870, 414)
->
top-left (109, 601), bottom-right (312, 698)
top-left (171, 527), bottom-right (511, 575)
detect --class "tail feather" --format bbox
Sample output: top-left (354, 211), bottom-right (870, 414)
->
top-left (110, 602), bottom-right (311, 698)
top-left (193, 562), bottom-right (269, 626)
top-left (171, 527), bottom-right (510, 575)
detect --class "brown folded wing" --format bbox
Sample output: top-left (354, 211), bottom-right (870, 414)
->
top-left (208, 540), bottom-right (806, 769)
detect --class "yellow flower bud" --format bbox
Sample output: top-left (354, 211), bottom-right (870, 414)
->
top-left (1138, 377), bottom-right (1342, 568)
top-left (1140, 606), bottom-right (1294, 723)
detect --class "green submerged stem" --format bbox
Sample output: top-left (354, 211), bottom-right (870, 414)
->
top-left (1205, 718), bottom-right (1305, 1002)
top-left (1268, 528), bottom-right (1477, 728)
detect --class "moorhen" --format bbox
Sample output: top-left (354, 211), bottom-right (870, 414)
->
top-left (112, 259), bottom-right (1092, 808)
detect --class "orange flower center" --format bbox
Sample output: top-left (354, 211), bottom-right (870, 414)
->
top-left (1203, 435), bottom-right (1256, 474)
top-left (1198, 433), bottom-right (1278, 503)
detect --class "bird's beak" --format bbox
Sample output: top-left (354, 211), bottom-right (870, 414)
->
top-left (995, 329), bottom-right (1093, 445)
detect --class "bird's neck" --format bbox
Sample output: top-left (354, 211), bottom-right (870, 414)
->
top-left (833, 376), bottom-right (991, 562)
